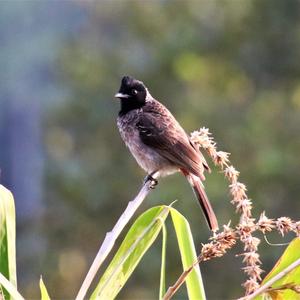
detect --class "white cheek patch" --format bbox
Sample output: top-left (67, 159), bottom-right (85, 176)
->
top-left (145, 88), bottom-right (153, 102)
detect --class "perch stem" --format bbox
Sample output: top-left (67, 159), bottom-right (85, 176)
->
top-left (75, 174), bottom-right (158, 300)
top-left (162, 257), bottom-right (203, 300)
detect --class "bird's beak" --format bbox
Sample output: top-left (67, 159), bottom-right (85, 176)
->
top-left (114, 93), bottom-right (130, 99)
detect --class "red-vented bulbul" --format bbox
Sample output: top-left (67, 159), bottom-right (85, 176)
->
top-left (115, 76), bottom-right (218, 231)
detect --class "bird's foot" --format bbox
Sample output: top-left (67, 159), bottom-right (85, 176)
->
top-left (144, 173), bottom-right (158, 189)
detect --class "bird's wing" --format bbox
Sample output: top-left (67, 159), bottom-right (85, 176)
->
top-left (136, 105), bottom-right (208, 178)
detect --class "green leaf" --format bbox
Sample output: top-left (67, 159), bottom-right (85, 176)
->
top-left (159, 223), bottom-right (167, 300)
top-left (257, 238), bottom-right (300, 300)
top-left (91, 205), bottom-right (170, 300)
top-left (0, 185), bottom-right (17, 299)
top-left (40, 277), bottom-right (51, 300)
top-left (170, 208), bottom-right (206, 300)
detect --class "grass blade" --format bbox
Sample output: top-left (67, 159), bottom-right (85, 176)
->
top-left (159, 223), bottom-right (167, 300)
top-left (256, 238), bottom-right (300, 300)
top-left (0, 185), bottom-right (17, 299)
top-left (91, 205), bottom-right (170, 300)
top-left (40, 276), bottom-right (51, 300)
top-left (170, 208), bottom-right (206, 300)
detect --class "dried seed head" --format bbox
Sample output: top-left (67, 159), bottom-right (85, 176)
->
top-left (240, 251), bottom-right (262, 266)
top-left (200, 243), bottom-right (221, 260)
top-left (224, 166), bottom-right (240, 183)
top-left (191, 134), bottom-right (212, 149)
top-left (293, 221), bottom-right (300, 237)
top-left (276, 217), bottom-right (293, 236)
top-left (190, 128), bottom-right (214, 149)
top-left (237, 218), bottom-right (256, 235)
top-left (213, 225), bottom-right (237, 248)
top-left (190, 128), bottom-right (218, 160)
top-left (241, 235), bottom-right (261, 252)
top-left (242, 265), bottom-right (264, 281)
top-left (235, 198), bottom-right (253, 217)
top-left (207, 144), bottom-right (217, 159)
top-left (230, 182), bottom-right (248, 202)
top-left (200, 225), bottom-right (237, 262)
top-left (257, 212), bottom-right (275, 234)
top-left (243, 277), bottom-right (260, 295)
top-left (198, 127), bottom-right (211, 137)
top-left (214, 151), bottom-right (230, 168)
top-left (189, 127), bottom-right (287, 296)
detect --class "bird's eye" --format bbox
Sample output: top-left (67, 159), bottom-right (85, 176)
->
top-left (132, 89), bottom-right (138, 95)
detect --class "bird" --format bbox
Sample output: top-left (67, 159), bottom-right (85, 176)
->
top-left (114, 76), bottom-right (218, 231)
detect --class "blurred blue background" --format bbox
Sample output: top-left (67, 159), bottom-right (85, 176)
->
top-left (1, 1), bottom-right (300, 299)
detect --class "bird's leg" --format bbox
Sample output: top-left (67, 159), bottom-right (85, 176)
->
top-left (143, 171), bottom-right (159, 189)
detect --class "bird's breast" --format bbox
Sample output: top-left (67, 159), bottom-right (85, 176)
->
top-left (117, 111), bottom-right (177, 176)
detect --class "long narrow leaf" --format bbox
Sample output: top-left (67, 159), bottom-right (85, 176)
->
top-left (257, 238), bottom-right (300, 300)
top-left (159, 223), bottom-right (167, 300)
top-left (0, 185), bottom-right (17, 299)
top-left (40, 277), bottom-right (51, 300)
top-left (170, 208), bottom-right (206, 300)
top-left (91, 205), bottom-right (170, 300)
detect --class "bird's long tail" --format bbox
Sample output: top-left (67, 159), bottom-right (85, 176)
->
top-left (184, 172), bottom-right (219, 232)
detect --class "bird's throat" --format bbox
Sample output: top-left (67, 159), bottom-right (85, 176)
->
top-left (119, 99), bottom-right (145, 116)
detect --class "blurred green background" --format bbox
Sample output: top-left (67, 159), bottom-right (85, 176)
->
top-left (1, 0), bottom-right (300, 299)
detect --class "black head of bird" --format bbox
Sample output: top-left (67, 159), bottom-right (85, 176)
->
top-left (115, 76), bottom-right (147, 115)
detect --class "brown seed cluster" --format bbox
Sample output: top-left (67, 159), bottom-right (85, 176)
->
top-left (192, 128), bottom-right (263, 295)
top-left (256, 213), bottom-right (300, 238)
top-left (200, 224), bottom-right (237, 261)
top-left (276, 217), bottom-right (293, 237)
top-left (190, 128), bottom-right (300, 297)
top-left (257, 212), bottom-right (275, 234)
top-left (293, 221), bottom-right (300, 237)
top-left (161, 127), bottom-right (300, 300)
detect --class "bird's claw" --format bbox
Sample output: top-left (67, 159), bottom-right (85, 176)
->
top-left (144, 174), bottom-right (158, 189)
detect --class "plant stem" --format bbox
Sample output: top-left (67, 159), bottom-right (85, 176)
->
top-left (163, 257), bottom-right (203, 300)
top-left (75, 176), bottom-right (157, 300)
top-left (238, 257), bottom-right (300, 300)
top-left (0, 272), bottom-right (24, 300)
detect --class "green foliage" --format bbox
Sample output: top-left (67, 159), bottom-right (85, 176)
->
top-left (91, 206), bottom-right (170, 299)
top-left (258, 238), bottom-right (300, 300)
top-left (0, 184), bottom-right (206, 300)
top-left (90, 205), bottom-right (206, 300)
top-left (0, 185), bottom-right (17, 299)
top-left (170, 208), bottom-right (206, 300)
top-left (159, 223), bottom-right (167, 300)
